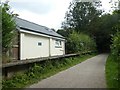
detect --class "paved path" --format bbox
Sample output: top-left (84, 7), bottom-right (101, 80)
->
top-left (29, 54), bottom-right (108, 88)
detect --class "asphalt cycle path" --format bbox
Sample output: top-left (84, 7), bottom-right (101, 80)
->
top-left (29, 54), bottom-right (108, 88)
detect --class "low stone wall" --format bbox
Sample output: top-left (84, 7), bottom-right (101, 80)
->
top-left (2, 54), bottom-right (80, 79)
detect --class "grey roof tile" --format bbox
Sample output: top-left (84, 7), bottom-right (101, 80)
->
top-left (15, 17), bottom-right (64, 38)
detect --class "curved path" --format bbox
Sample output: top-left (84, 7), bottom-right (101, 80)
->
top-left (29, 54), bottom-right (108, 88)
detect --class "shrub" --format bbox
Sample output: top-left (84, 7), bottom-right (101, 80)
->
top-left (111, 30), bottom-right (120, 62)
top-left (66, 31), bottom-right (96, 53)
top-left (109, 30), bottom-right (120, 88)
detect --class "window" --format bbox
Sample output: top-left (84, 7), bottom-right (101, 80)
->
top-left (38, 42), bottom-right (42, 46)
top-left (55, 40), bottom-right (59, 45)
top-left (59, 41), bottom-right (62, 45)
top-left (55, 40), bottom-right (62, 48)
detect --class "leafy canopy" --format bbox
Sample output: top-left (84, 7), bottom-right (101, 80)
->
top-left (62, 1), bottom-right (102, 33)
top-left (1, 2), bottom-right (16, 53)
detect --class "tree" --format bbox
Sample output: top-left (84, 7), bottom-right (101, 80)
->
top-left (111, 1), bottom-right (120, 61)
top-left (62, 1), bottom-right (102, 33)
top-left (61, 0), bottom-right (120, 53)
top-left (2, 2), bottom-right (16, 55)
top-left (89, 13), bottom-right (119, 52)
top-left (57, 29), bottom-right (73, 38)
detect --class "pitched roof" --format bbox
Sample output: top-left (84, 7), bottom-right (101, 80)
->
top-left (15, 17), bottom-right (64, 38)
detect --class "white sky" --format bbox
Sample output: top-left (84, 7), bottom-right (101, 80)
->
top-left (2, 0), bottom-right (118, 30)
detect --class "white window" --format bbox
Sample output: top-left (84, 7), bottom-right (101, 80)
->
top-left (55, 40), bottom-right (62, 48)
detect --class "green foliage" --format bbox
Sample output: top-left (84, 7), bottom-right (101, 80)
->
top-left (66, 31), bottom-right (96, 53)
top-left (94, 14), bottom-right (119, 52)
top-left (106, 9), bottom-right (120, 88)
top-left (2, 54), bottom-right (96, 88)
top-left (57, 29), bottom-right (68, 37)
top-left (106, 54), bottom-right (119, 88)
top-left (61, 0), bottom-right (120, 53)
top-left (1, 2), bottom-right (16, 53)
top-left (110, 9), bottom-right (120, 62)
top-left (88, 10), bottom-right (120, 52)
top-left (111, 30), bottom-right (120, 62)
top-left (62, 1), bottom-right (102, 32)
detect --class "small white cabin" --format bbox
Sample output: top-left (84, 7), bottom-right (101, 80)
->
top-left (12, 18), bottom-right (65, 60)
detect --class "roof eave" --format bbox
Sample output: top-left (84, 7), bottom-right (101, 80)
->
top-left (18, 27), bottom-right (65, 39)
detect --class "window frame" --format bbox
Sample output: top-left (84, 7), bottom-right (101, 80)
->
top-left (55, 39), bottom-right (62, 48)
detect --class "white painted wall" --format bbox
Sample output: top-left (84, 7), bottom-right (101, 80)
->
top-left (50, 38), bottom-right (65, 56)
top-left (20, 29), bottom-right (65, 60)
top-left (20, 32), bottom-right (49, 60)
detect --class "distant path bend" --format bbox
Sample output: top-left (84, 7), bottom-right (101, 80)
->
top-left (29, 54), bottom-right (108, 88)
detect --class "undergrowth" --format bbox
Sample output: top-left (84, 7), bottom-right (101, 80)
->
top-left (2, 53), bottom-right (96, 89)
top-left (106, 54), bottom-right (119, 88)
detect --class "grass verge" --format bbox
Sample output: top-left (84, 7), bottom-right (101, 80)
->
top-left (105, 54), bottom-right (119, 88)
top-left (2, 53), bottom-right (96, 89)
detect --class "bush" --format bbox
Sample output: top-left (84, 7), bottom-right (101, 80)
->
top-left (108, 30), bottom-right (120, 88)
top-left (66, 31), bottom-right (96, 53)
top-left (111, 30), bottom-right (120, 62)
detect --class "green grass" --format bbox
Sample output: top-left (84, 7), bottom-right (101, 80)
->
top-left (105, 54), bottom-right (119, 88)
top-left (2, 53), bottom-right (96, 89)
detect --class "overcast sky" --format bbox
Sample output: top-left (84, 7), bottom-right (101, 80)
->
top-left (4, 0), bottom-right (117, 30)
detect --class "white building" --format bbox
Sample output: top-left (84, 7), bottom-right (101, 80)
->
top-left (12, 18), bottom-right (65, 60)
